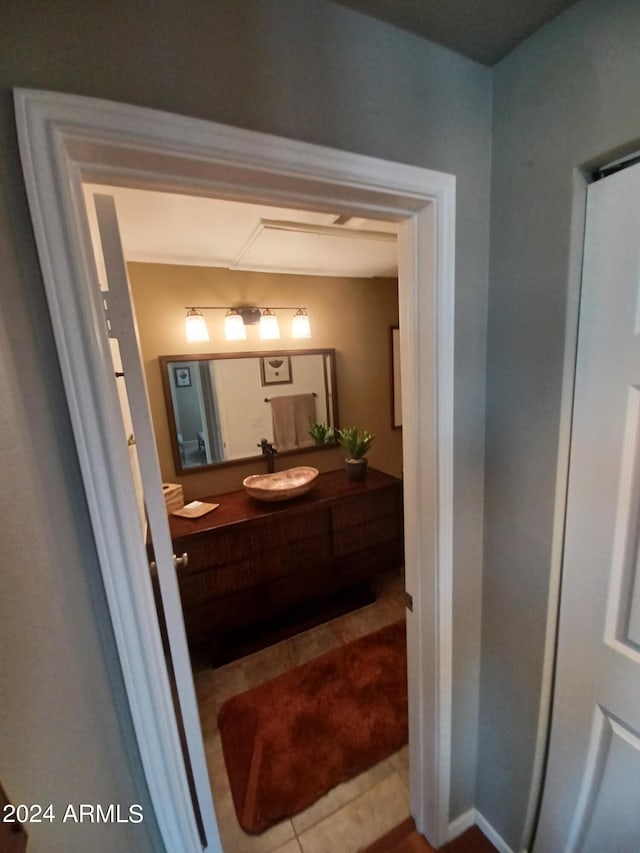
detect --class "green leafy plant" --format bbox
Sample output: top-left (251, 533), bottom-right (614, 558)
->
top-left (308, 421), bottom-right (335, 445)
top-left (337, 426), bottom-right (375, 459)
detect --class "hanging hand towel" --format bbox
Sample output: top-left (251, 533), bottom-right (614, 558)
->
top-left (270, 394), bottom-right (316, 451)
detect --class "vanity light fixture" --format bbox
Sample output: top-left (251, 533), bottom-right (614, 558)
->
top-left (184, 305), bottom-right (311, 342)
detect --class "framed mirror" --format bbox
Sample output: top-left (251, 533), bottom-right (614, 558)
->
top-left (160, 349), bottom-right (338, 473)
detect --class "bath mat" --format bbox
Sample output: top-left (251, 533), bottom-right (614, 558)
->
top-left (218, 619), bottom-right (408, 834)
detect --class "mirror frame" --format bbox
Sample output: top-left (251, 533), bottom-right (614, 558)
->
top-left (159, 348), bottom-right (339, 474)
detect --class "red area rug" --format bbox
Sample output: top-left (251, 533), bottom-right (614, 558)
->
top-left (218, 619), bottom-right (408, 834)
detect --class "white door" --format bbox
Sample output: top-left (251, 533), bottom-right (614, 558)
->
top-left (93, 194), bottom-right (221, 851)
top-left (534, 164), bottom-right (640, 851)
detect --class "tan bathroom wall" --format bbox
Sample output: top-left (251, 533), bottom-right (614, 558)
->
top-left (128, 262), bottom-right (401, 500)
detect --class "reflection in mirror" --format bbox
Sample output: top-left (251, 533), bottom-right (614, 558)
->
top-left (160, 349), bottom-right (338, 474)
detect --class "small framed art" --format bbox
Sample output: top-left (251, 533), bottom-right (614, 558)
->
top-left (260, 356), bottom-right (293, 386)
top-left (173, 366), bottom-right (191, 388)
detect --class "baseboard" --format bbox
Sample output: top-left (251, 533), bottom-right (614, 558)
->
top-left (447, 808), bottom-right (476, 840)
top-left (447, 808), bottom-right (518, 853)
top-left (474, 811), bottom-right (516, 853)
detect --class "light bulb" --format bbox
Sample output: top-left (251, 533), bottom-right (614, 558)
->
top-left (185, 309), bottom-right (209, 342)
top-left (292, 308), bottom-right (311, 339)
top-left (259, 309), bottom-right (280, 340)
top-left (224, 310), bottom-right (247, 341)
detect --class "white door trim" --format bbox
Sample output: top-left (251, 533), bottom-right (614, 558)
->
top-left (14, 88), bottom-right (456, 850)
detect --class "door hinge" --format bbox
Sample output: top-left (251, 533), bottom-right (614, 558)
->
top-left (101, 293), bottom-right (116, 338)
top-left (405, 591), bottom-right (413, 612)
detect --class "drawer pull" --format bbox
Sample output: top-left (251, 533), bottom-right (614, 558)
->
top-left (149, 552), bottom-right (188, 572)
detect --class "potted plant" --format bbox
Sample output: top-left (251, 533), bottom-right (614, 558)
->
top-left (308, 421), bottom-right (335, 446)
top-left (337, 426), bottom-right (375, 481)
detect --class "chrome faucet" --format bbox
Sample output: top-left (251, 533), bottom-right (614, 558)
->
top-left (258, 438), bottom-right (278, 473)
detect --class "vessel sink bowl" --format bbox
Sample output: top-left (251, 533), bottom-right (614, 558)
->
top-left (243, 466), bottom-right (320, 502)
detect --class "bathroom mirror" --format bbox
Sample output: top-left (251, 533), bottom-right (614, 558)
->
top-left (159, 349), bottom-right (338, 473)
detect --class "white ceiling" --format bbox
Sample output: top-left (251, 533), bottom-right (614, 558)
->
top-left (83, 184), bottom-right (398, 280)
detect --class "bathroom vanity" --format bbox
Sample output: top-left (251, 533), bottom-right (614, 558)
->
top-left (164, 467), bottom-right (404, 663)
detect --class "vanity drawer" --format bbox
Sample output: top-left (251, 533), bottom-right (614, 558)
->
top-left (176, 509), bottom-right (333, 608)
top-left (331, 488), bottom-right (401, 557)
top-left (269, 509), bottom-right (332, 577)
top-left (178, 556), bottom-right (273, 606)
top-left (175, 527), bottom-right (260, 574)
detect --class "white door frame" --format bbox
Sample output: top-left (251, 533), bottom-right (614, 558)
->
top-left (15, 89), bottom-right (456, 851)
top-left (518, 173), bottom-right (589, 852)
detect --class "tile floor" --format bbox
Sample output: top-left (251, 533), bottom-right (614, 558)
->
top-left (193, 571), bottom-right (408, 853)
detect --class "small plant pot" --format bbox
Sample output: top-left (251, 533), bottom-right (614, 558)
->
top-left (345, 457), bottom-right (368, 482)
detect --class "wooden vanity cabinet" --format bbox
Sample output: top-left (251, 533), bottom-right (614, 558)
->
top-left (166, 468), bottom-right (403, 661)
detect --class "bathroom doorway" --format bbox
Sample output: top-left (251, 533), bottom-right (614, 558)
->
top-left (16, 88), bottom-right (456, 852)
top-left (92, 184), bottom-right (407, 849)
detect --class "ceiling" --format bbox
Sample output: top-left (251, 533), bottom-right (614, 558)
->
top-left (84, 185), bottom-right (399, 280)
top-left (333, 0), bottom-right (581, 66)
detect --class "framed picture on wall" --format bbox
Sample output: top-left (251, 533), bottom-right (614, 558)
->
top-left (173, 366), bottom-right (191, 387)
top-left (390, 326), bottom-right (402, 429)
top-left (260, 355), bottom-right (293, 386)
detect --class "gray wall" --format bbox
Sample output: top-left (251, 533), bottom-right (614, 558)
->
top-left (479, 0), bottom-right (640, 847)
top-left (0, 1), bottom-right (491, 848)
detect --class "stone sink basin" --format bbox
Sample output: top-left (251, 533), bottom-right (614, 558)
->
top-left (243, 466), bottom-right (320, 502)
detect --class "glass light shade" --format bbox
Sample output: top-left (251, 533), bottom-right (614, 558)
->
top-left (259, 309), bottom-right (280, 340)
top-left (185, 309), bottom-right (209, 342)
top-left (292, 309), bottom-right (311, 339)
top-left (224, 310), bottom-right (247, 341)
